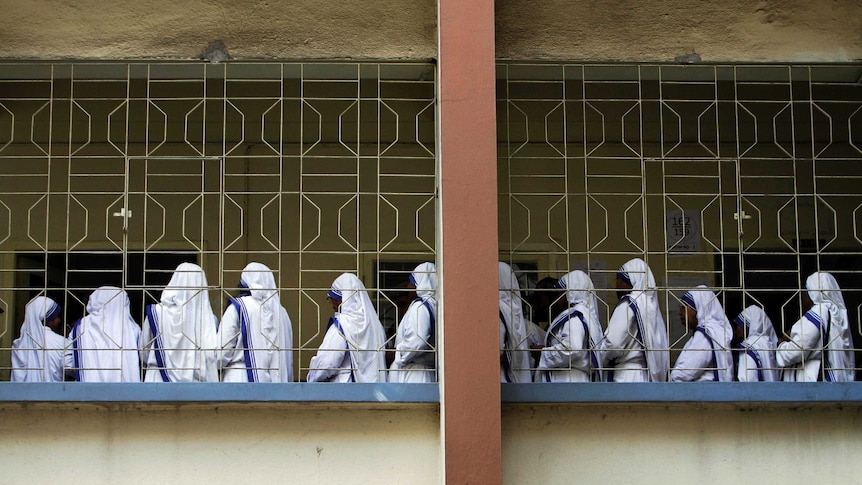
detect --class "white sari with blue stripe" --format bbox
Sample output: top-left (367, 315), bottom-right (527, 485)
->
top-left (499, 262), bottom-right (532, 383)
top-left (218, 263), bottom-right (294, 383)
top-left (69, 287), bottom-right (141, 382)
top-left (777, 272), bottom-right (854, 382)
top-left (140, 263), bottom-right (218, 382)
top-left (596, 259), bottom-right (669, 382)
top-left (537, 270), bottom-right (603, 383)
top-left (307, 273), bottom-right (386, 383)
top-left (734, 305), bottom-right (779, 382)
top-left (671, 286), bottom-right (734, 382)
top-left (11, 296), bottom-right (70, 382)
top-left (389, 262), bottom-right (438, 383)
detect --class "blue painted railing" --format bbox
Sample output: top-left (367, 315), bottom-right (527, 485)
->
top-left (2, 382), bottom-right (861, 404)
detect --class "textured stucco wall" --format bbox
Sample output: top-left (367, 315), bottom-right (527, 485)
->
top-left (504, 404), bottom-right (862, 485)
top-left (0, 403), bottom-right (440, 484)
top-left (0, 0), bottom-right (437, 60)
top-left (496, 0), bottom-right (862, 62)
top-left (2, 1), bottom-right (861, 62)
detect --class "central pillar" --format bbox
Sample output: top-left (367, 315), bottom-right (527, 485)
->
top-left (437, 0), bottom-right (501, 483)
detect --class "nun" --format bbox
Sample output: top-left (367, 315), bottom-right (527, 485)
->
top-left (499, 262), bottom-right (532, 383)
top-left (307, 273), bottom-right (387, 383)
top-left (140, 262), bottom-right (219, 382)
top-left (733, 305), bottom-right (779, 382)
top-left (11, 296), bottom-right (71, 382)
top-left (536, 270), bottom-right (604, 383)
top-left (69, 286), bottom-right (141, 382)
top-left (776, 272), bottom-right (855, 382)
top-left (218, 262), bottom-right (294, 382)
top-left (389, 262), bottom-right (438, 383)
top-left (670, 286), bottom-right (734, 382)
top-left (596, 258), bottom-right (669, 382)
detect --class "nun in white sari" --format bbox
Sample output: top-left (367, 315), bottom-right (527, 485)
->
top-left (218, 262), bottom-right (294, 382)
top-left (777, 272), bottom-right (855, 382)
top-left (499, 262), bottom-right (532, 383)
top-left (11, 296), bottom-right (71, 382)
top-left (536, 270), bottom-right (604, 382)
top-left (670, 286), bottom-right (734, 382)
top-left (389, 262), bottom-right (437, 383)
top-left (307, 273), bottom-right (387, 383)
top-left (69, 286), bottom-right (141, 382)
top-left (141, 262), bottom-right (219, 382)
top-left (596, 258), bottom-right (669, 382)
top-left (733, 305), bottom-right (779, 382)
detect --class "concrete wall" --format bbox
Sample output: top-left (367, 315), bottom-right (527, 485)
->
top-left (3, 1), bottom-right (860, 62)
top-left (0, 0), bottom-right (438, 60)
top-left (4, 399), bottom-right (862, 485)
top-left (496, 1), bottom-right (862, 62)
top-left (0, 402), bottom-right (440, 484)
top-left (503, 404), bottom-right (862, 485)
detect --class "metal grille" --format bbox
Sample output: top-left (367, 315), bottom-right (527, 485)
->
top-left (0, 62), bottom-right (437, 381)
top-left (498, 63), bottom-right (862, 380)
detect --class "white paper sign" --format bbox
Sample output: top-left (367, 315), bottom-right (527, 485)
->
top-left (666, 210), bottom-right (700, 252)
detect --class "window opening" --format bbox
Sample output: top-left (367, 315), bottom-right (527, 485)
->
top-left (0, 61), bottom-right (437, 385)
top-left (498, 63), bottom-right (862, 383)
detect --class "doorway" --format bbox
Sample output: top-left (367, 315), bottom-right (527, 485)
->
top-left (14, 251), bottom-right (198, 337)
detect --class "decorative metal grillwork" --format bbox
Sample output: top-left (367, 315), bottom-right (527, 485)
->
top-left (498, 63), bottom-right (862, 380)
top-left (0, 62), bottom-right (437, 381)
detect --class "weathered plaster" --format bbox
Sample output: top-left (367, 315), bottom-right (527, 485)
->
top-left (3, 1), bottom-right (860, 62)
top-left (0, 403), bottom-right (440, 484)
top-left (504, 404), bottom-right (862, 485)
top-left (0, 0), bottom-right (437, 60)
top-left (496, 0), bottom-right (862, 62)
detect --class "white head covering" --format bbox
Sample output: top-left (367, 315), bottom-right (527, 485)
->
top-left (499, 262), bottom-right (532, 383)
top-left (387, 262), bottom-right (438, 383)
top-left (70, 286), bottom-right (141, 382)
top-left (330, 273), bottom-right (386, 382)
top-left (556, 270), bottom-right (604, 379)
top-left (230, 262), bottom-right (293, 382)
top-left (806, 271), bottom-right (854, 381)
top-left (409, 261), bottom-right (437, 348)
top-left (411, 262), bottom-right (437, 303)
top-left (11, 296), bottom-right (64, 382)
top-left (560, 270), bottom-right (601, 328)
top-left (617, 258), bottom-right (669, 382)
top-left (681, 285), bottom-right (734, 381)
top-left (734, 305), bottom-right (779, 381)
top-left (145, 262), bottom-right (218, 382)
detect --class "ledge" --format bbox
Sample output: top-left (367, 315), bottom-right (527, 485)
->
top-left (0, 382), bottom-right (439, 404)
top-left (6, 382), bottom-right (860, 406)
top-left (502, 382), bottom-right (862, 405)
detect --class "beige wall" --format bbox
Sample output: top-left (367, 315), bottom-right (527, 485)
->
top-left (2, 1), bottom-right (860, 62)
top-left (0, 1), bottom-right (437, 60)
top-left (5, 400), bottom-right (860, 485)
top-left (496, 1), bottom-right (862, 62)
top-left (504, 404), bottom-right (862, 484)
top-left (0, 403), bottom-right (440, 484)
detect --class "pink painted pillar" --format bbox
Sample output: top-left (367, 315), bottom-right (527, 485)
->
top-left (438, 1), bottom-right (501, 484)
